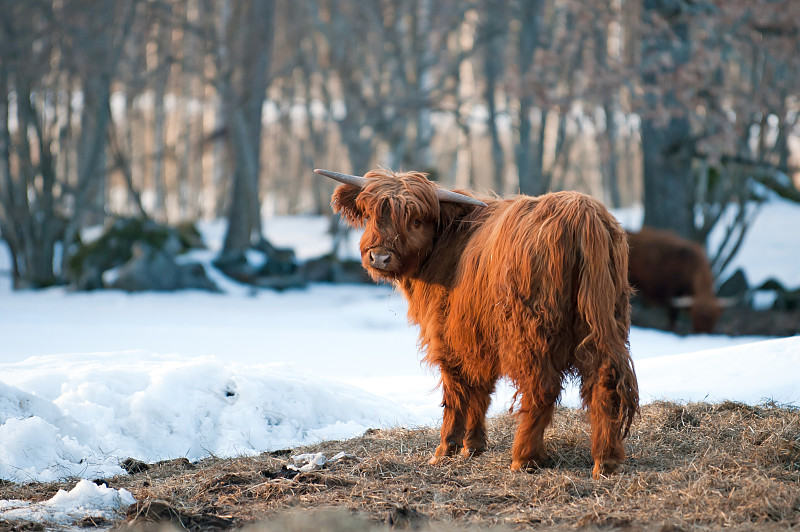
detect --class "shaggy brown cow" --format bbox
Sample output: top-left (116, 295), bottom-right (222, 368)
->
top-left (627, 227), bottom-right (726, 334)
top-left (316, 168), bottom-right (638, 478)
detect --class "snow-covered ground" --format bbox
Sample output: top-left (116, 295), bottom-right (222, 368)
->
top-left (0, 195), bottom-right (798, 524)
top-left (0, 480), bottom-right (134, 527)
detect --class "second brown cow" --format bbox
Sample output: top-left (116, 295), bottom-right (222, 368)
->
top-left (627, 226), bottom-right (726, 334)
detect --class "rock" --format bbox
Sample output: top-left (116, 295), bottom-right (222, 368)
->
top-left (286, 451), bottom-right (360, 473)
top-left (121, 458), bottom-right (149, 475)
top-left (300, 257), bottom-right (335, 283)
top-left (757, 278), bottom-right (800, 311)
top-left (331, 259), bottom-right (371, 284)
top-left (175, 221), bottom-right (205, 250)
top-left (254, 239), bottom-right (297, 277)
top-left (177, 262), bottom-right (220, 292)
top-left (299, 255), bottom-right (371, 284)
top-left (213, 241), bottom-right (308, 290)
top-left (253, 272), bottom-right (306, 291)
top-left (212, 250), bottom-right (257, 284)
top-left (717, 268), bottom-right (749, 299)
top-left (68, 217), bottom-right (207, 291)
top-left (110, 242), bottom-right (218, 292)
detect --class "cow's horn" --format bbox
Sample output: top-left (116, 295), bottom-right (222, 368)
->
top-left (315, 168), bottom-right (487, 207)
top-left (671, 296), bottom-right (695, 308)
top-left (436, 188), bottom-right (488, 207)
top-left (314, 169), bottom-right (369, 188)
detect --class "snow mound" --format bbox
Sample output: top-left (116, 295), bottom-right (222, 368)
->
top-left (0, 480), bottom-right (134, 525)
top-left (0, 351), bottom-right (413, 483)
top-left (635, 336), bottom-right (800, 405)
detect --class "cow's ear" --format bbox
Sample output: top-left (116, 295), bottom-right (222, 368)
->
top-left (331, 184), bottom-right (364, 227)
top-left (438, 191), bottom-right (479, 229)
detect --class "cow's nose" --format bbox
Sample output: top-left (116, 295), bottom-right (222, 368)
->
top-left (370, 252), bottom-right (391, 269)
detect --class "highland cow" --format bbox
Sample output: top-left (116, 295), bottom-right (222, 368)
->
top-left (316, 168), bottom-right (639, 478)
top-left (627, 227), bottom-right (729, 334)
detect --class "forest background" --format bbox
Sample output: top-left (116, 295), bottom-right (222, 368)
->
top-left (1, 0), bottom-right (799, 290)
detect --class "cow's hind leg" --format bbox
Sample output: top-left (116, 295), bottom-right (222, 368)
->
top-left (503, 317), bottom-right (564, 471)
top-left (430, 369), bottom-right (468, 464)
top-left (584, 360), bottom-right (627, 478)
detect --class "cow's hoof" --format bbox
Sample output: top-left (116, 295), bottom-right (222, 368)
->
top-left (511, 454), bottom-right (551, 471)
top-left (592, 459), bottom-right (619, 479)
top-left (428, 453), bottom-right (455, 465)
top-left (510, 456), bottom-right (548, 472)
top-left (429, 441), bottom-right (460, 465)
top-left (459, 446), bottom-right (485, 458)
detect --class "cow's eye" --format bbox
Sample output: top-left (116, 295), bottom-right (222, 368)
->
top-left (412, 219), bottom-right (422, 228)
top-left (364, 214), bottom-right (371, 221)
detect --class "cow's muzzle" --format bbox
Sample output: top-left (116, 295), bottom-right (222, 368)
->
top-left (367, 247), bottom-right (394, 271)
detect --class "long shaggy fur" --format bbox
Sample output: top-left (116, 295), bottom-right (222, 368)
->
top-left (331, 169), bottom-right (638, 478)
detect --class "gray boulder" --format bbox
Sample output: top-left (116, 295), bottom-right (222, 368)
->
top-left (110, 242), bottom-right (218, 292)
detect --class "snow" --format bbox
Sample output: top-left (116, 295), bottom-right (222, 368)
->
top-left (710, 198), bottom-right (800, 287)
top-left (0, 480), bottom-right (134, 526)
top-left (0, 197), bottom-right (798, 526)
top-left (634, 336), bottom-right (800, 404)
top-left (0, 350), bottom-right (414, 484)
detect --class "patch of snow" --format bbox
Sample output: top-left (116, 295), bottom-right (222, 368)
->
top-left (0, 480), bottom-right (134, 526)
top-left (0, 351), bottom-right (413, 484)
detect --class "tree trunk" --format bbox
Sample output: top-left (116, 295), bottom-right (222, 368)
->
top-left (595, 10), bottom-right (622, 208)
top-left (12, 71), bottom-right (58, 287)
top-left (61, 0), bottom-right (138, 285)
top-left (603, 98), bottom-right (622, 208)
top-left (148, 0), bottom-right (175, 222)
top-left (640, 0), bottom-right (696, 239)
top-left (0, 65), bottom-right (23, 287)
top-left (641, 116), bottom-right (695, 237)
top-left (514, 0), bottom-right (546, 196)
top-left (414, 0), bottom-right (435, 172)
top-left (220, 99), bottom-right (267, 252)
top-left (481, 3), bottom-right (506, 194)
top-left (77, 75), bottom-right (110, 226)
top-left (220, 0), bottom-right (275, 255)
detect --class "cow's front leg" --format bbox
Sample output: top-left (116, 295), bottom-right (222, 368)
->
top-left (429, 369), bottom-right (467, 464)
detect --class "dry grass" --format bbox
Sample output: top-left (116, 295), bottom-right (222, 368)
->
top-left (3, 401), bottom-right (799, 531)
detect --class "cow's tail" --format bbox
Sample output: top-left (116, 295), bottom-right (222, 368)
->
top-left (575, 204), bottom-right (639, 437)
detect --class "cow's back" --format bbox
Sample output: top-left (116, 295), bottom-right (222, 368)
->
top-left (424, 192), bottom-right (626, 374)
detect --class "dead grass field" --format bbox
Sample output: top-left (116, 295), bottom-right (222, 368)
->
top-left (1, 401), bottom-right (798, 531)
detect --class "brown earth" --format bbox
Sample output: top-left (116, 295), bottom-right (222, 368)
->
top-left (2, 401), bottom-right (799, 531)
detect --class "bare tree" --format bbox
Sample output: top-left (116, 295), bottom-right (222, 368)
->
top-left (0, 0), bottom-right (137, 288)
top-left (511, 0), bottom-right (547, 196)
top-left (201, 0), bottom-right (275, 258)
top-left (638, 0), bottom-right (698, 239)
top-left (2, 0), bottom-right (799, 291)
top-left (478, 0), bottom-right (508, 193)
